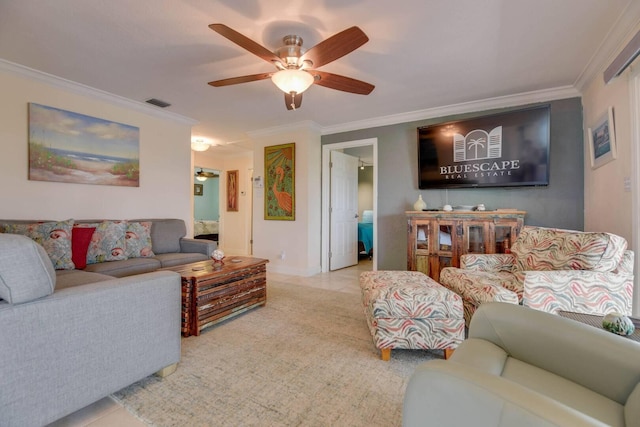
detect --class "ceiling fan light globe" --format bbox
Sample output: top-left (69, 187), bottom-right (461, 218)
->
top-left (195, 176), bottom-right (208, 182)
top-left (191, 140), bottom-right (211, 151)
top-left (271, 69), bottom-right (314, 94)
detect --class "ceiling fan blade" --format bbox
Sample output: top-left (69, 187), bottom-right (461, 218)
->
top-left (285, 92), bottom-right (303, 110)
top-left (208, 72), bottom-right (273, 87)
top-left (209, 23), bottom-right (281, 64)
top-left (300, 26), bottom-right (369, 69)
top-left (309, 70), bottom-right (374, 95)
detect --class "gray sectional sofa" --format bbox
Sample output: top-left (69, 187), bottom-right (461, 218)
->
top-left (0, 218), bottom-right (217, 286)
top-left (0, 218), bottom-right (216, 426)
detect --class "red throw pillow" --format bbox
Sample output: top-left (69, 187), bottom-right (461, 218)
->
top-left (71, 226), bottom-right (95, 269)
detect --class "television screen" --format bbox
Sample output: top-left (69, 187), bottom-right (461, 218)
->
top-left (418, 105), bottom-right (550, 189)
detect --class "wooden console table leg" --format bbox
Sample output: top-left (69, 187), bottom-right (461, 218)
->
top-left (444, 348), bottom-right (455, 360)
top-left (380, 348), bottom-right (391, 361)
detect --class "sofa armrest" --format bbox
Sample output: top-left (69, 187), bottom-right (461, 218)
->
top-left (460, 253), bottom-right (516, 272)
top-left (0, 271), bottom-right (182, 426)
top-left (403, 360), bottom-right (609, 427)
top-left (614, 250), bottom-right (635, 275)
top-left (469, 302), bottom-right (640, 405)
top-left (179, 237), bottom-right (216, 256)
top-left (522, 270), bottom-right (633, 315)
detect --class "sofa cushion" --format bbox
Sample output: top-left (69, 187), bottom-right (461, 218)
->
top-left (1, 219), bottom-right (75, 270)
top-left (80, 221), bottom-right (128, 264)
top-left (153, 252), bottom-right (208, 267)
top-left (511, 226), bottom-right (627, 273)
top-left (84, 257), bottom-right (161, 278)
top-left (55, 269), bottom-right (114, 290)
top-left (71, 226), bottom-right (95, 269)
top-left (125, 221), bottom-right (155, 258)
top-left (502, 358), bottom-right (625, 427)
top-left (360, 270), bottom-right (462, 318)
top-left (0, 234), bottom-right (56, 304)
top-left (144, 219), bottom-right (186, 254)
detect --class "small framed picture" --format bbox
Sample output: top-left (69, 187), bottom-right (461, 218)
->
top-left (587, 106), bottom-right (617, 169)
top-left (194, 183), bottom-right (203, 196)
top-left (227, 170), bottom-right (238, 211)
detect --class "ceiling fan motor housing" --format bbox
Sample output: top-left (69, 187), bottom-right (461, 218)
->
top-left (275, 35), bottom-right (306, 68)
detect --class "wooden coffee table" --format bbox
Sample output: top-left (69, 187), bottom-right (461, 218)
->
top-left (163, 256), bottom-right (268, 336)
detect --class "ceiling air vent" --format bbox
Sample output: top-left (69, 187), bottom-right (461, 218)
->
top-left (145, 98), bottom-right (171, 108)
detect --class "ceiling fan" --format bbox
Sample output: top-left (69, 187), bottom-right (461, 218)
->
top-left (207, 23), bottom-right (375, 110)
top-left (195, 169), bottom-right (219, 181)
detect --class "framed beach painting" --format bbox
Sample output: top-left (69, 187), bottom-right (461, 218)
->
top-left (587, 106), bottom-right (617, 169)
top-left (227, 170), bottom-right (239, 211)
top-left (28, 103), bottom-right (140, 186)
top-left (265, 143), bottom-right (295, 220)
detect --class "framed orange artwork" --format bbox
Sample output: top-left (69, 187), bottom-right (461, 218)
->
top-left (265, 143), bottom-right (295, 220)
top-left (227, 170), bottom-right (239, 212)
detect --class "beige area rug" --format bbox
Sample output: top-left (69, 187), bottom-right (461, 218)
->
top-left (112, 279), bottom-right (442, 427)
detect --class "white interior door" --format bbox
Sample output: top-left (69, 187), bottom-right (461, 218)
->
top-left (330, 151), bottom-right (359, 270)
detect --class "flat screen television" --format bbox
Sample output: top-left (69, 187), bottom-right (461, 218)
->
top-left (418, 105), bottom-right (550, 189)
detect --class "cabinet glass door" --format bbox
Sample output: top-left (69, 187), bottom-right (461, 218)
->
top-left (494, 225), bottom-right (513, 253)
top-left (466, 224), bottom-right (486, 253)
top-left (416, 223), bottom-right (429, 250)
top-left (438, 223), bottom-right (453, 252)
top-left (413, 221), bottom-right (430, 276)
top-left (435, 222), bottom-right (454, 280)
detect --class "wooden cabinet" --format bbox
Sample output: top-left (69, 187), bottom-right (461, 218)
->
top-left (407, 211), bottom-right (526, 282)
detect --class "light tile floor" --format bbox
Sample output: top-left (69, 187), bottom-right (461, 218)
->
top-left (47, 259), bottom-right (372, 427)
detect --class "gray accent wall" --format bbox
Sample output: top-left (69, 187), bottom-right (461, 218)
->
top-left (322, 97), bottom-right (584, 270)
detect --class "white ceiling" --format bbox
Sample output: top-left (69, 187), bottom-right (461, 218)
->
top-left (1, 0), bottom-right (639, 155)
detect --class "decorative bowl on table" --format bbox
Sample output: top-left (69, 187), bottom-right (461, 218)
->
top-left (453, 205), bottom-right (475, 211)
top-left (211, 249), bottom-right (225, 265)
top-left (602, 312), bottom-right (635, 336)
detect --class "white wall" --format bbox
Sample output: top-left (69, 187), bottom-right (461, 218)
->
top-left (582, 65), bottom-right (633, 242)
top-left (0, 62), bottom-right (195, 231)
top-left (357, 166), bottom-right (374, 219)
top-left (581, 21), bottom-right (640, 316)
top-left (221, 153), bottom-right (253, 256)
top-left (250, 122), bottom-right (322, 276)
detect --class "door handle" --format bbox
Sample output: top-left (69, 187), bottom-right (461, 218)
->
top-left (355, 214), bottom-right (359, 218)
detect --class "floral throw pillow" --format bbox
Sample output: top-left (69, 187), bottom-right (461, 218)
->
top-left (2, 219), bottom-right (75, 270)
top-left (125, 221), bottom-right (155, 258)
top-left (80, 220), bottom-right (128, 264)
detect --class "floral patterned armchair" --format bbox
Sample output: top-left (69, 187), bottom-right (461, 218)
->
top-left (439, 226), bottom-right (634, 325)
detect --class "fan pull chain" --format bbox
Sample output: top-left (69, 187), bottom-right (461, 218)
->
top-left (290, 92), bottom-right (297, 110)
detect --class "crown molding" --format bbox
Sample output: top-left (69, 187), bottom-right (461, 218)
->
top-left (321, 85), bottom-right (580, 135)
top-left (575, 2), bottom-right (640, 91)
top-left (0, 59), bottom-right (198, 126)
top-left (247, 119), bottom-right (322, 138)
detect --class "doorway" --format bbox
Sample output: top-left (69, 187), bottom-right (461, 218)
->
top-left (193, 167), bottom-right (220, 242)
top-left (321, 138), bottom-right (378, 273)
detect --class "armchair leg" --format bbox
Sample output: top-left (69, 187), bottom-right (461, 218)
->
top-left (380, 348), bottom-right (391, 361)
